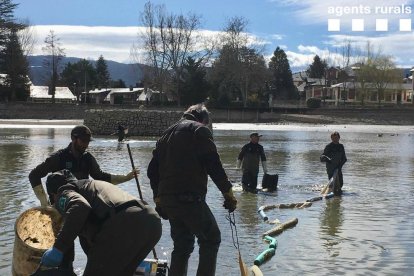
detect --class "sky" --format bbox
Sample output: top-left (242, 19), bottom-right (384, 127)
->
top-left (14, 0), bottom-right (414, 72)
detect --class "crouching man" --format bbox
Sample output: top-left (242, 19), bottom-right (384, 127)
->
top-left (41, 169), bottom-right (161, 276)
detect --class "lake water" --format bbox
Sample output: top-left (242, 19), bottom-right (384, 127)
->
top-left (1, 122), bottom-right (414, 275)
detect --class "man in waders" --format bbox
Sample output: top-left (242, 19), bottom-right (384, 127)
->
top-left (115, 123), bottom-right (127, 142)
top-left (29, 125), bottom-right (137, 207)
top-left (237, 132), bottom-right (268, 193)
top-left (147, 103), bottom-right (237, 276)
top-left (41, 170), bottom-right (161, 276)
top-left (320, 131), bottom-right (347, 195)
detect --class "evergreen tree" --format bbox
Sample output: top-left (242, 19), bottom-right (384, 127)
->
top-left (268, 47), bottom-right (297, 100)
top-left (1, 28), bottom-right (30, 101)
top-left (96, 55), bottom-right (110, 89)
top-left (209, 43), bottom-right (268, 107)
top-left (179, 57), bottom-right (209, 105)
top-left (307, 55), bottom-right (327, 78)
top-left (109, 79), bottom-right (126, 88)
top-left (0, 0), bottom-right (21, 62)
top-left (60, 59), bottom-right (97, 103)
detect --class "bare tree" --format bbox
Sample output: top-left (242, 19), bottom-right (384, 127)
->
top-left (163, 12), bottom-right (201, 106)
top-left (42, 30), bottom-right (65, 103)
top-left (134, 1), bottom-right (203, 106)
top-left (331, 39), bottom-right (355, 104)
top-left (354, 42), bottom-right (400, 105)
top-left (17, 19), bottom-right (36, 57)
top-left (209, 17), bottom-right (269, 107)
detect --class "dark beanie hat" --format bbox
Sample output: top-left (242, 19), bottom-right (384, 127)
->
top-left (46, 169), bottom-right (77, 196)
top-left (71, 125), bottom-right (93, 141)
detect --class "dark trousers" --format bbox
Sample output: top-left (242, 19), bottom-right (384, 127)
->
top-left (242, 170), bottom-right (258, 190)
top-left (118, 133), bottom-right (125, 142)
top-left (164, 201), bottom-right (221, 276)
top-left (328, 170), bottom-right (344, 195)
top-left (82, 205), bottom-right (162, 276)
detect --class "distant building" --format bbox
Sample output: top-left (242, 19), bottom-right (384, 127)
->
top-left (104, 87), bottom-right (144, 105)
top-left (303, 66), bottom-right (414, 106)
top-left (86, 88), bottom-right (111, 104)
top-left (29, 86), bottom-right (76, 103)
top-left (137, 88), bottom-right (172, 104)
top-left (319, 82), bottom-right (413, 105)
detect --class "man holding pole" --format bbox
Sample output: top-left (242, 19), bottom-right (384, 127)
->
top-left (147, 103), bottom-right (237, 276)
top-left (320, 131), bottom-right (347, 195)
top-left (29, 125), bottom-right (137, 207)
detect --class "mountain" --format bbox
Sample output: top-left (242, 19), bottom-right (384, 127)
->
top-left (27, 56), bottom-right (145, 86)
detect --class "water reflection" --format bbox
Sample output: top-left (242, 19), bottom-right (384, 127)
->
top-left (320, 198), bottom-right (344, 238)
top-left (1, 124), bottom-right (414, 275)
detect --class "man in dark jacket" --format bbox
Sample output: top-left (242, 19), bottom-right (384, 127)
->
top-left (147, 103), bottom-right (237, 276)
top-left (41, 170), bottom-right (161, 276)
top-left (115, 123), bottom-right (128, 142)
top-left (237, 132), bottom-right (267, 193)
top-left (29, 125), bottom-right (137, 207)
top-left (320, 131), bottom-right (347, 195)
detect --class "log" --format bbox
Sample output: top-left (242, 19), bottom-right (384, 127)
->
top-left (261, 202), bottom-right (311, 211)
top-left (262, 218), bottom-right (299, 237)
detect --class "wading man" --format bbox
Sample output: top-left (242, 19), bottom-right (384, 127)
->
top-left (237, 132), bottom-right (268, 193)
top-left (148, 103), bottom-right (237, 276)
top-left (320, 131), bottom-right (347, 195)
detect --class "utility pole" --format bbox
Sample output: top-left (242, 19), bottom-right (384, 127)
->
top-left (73, 82), bottom-right (77, 103)
top-left (84, 70), bottom-right (87, 104)
top-left (411, 68), bottom-right (414, 105)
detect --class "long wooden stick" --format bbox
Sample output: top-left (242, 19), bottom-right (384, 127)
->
top-left (127, 143), bottom-right (143, 200)
top-left (126, 143), bottom-right (158, 259)
top-left (321, 168), bottom-right (338, 195)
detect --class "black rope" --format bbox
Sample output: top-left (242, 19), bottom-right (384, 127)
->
top-left (226, 212), bottom-right (241, 250)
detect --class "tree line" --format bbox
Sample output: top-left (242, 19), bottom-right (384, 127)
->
top-left (0, 0), bottom-right (404, 107)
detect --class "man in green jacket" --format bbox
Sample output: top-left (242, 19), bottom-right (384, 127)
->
top-left (29, 125), bottom-right (137, 207)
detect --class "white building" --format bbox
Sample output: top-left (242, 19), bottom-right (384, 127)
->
top-left (29, 86), bottom-right (76, 103)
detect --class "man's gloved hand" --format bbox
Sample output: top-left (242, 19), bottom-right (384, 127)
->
top-left (126, 168), bottom-right (140, 180)
top-left (262, 161), bottom-right (268, 174)
top-left (222, 189), bottom-right (237, 213)
top-left (33, 185), bottom-right (49, 207)
top-left (320, 155), bottom-right (332, 163)
top-left (111, 168), bottom-right (140, 185)
top-left (41, 247), bottom-right (63, 267)
top-left (154, 197), bottom-right (168, 220)
top-left (236, 159), bottom-right (241, 170)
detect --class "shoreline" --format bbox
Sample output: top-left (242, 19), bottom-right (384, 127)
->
top-left (1, 113), bottom-right (414, 126)
top-left (0, 119), bottom-right (83, 125)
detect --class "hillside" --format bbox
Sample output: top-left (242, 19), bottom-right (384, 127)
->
top-left (27, 56), bottom-right (145, 86)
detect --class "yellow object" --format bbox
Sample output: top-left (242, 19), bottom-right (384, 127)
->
top-left (238, 252), bottom-right (249, 276)
top-left (33, 185), bottom-right (49, 207)
top-left (249, 265), bottom-right (264, 276)
top-left (12, 207), bottom-right (63, 276)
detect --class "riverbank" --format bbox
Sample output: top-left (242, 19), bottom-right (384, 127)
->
top-left (1, 111), bottom-right (413, 126)
top-left (279, 111), bottom-right (414, 125)
top-left (0, 119), bottom-right (82, 125)
top-left (1, 103), bottom-right (414, 126)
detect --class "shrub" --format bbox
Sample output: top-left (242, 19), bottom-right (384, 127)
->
top-left (306, 97), bottom-right (321, 108)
